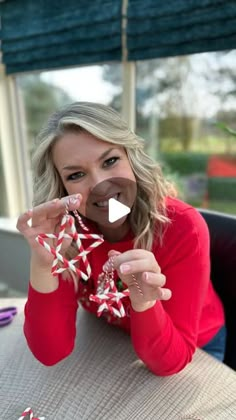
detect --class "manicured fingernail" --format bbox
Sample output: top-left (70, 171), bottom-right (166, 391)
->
top-left (70, 198), bottom-right (78, 204)
top-left (109, 250), bottom-right (119, 256)
top-left (120, 264), bottom-right (130, 274)
top-left (159, 288), bottom-right (164, 299)
top-left (69, 197), bottom-right (80, 204)
top-left (103, 264), bottom-right (108, 271)
top-left (103, 261), bottom-right (111, 271)
top-left (52, 198), bottom-right (59, 203)
top-left (69, 194), bottom-right (81, 204)
top-left (144, 272), bottom-right (148, 281)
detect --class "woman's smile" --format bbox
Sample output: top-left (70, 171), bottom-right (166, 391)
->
top-left (52, 130), bottom-right (137, 240)
top-left (93, 193), bottom-right (119, 208)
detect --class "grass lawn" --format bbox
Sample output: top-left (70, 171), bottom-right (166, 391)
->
top-left (207, 200), bottom-right (236, 215)
top-left (189, 199), bottom-right (236, 216)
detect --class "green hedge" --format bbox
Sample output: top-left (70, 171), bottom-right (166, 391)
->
top-left (208, 177), bottom-right (236, 201)
top-left (160, 153), bottom-right (236, 202)
top-left (160, 152), bottom-right (209, 175)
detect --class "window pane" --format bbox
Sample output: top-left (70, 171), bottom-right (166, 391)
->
top-left (17, 64), bottom-right (122, 156)
top-left (136, 51), bottom-right (236, 215)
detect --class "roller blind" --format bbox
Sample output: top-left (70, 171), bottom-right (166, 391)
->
top-left (1, 0), bottom-right (236, 74)
top-left (0, 0), bottom-right (122, 74)
top-left (127, 0), bottom-right (236, 61)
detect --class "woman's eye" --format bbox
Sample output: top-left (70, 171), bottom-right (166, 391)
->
top-left (103, 157), bottom-right (120, 168)
top-left (67, 172), bottom-right (85, 181)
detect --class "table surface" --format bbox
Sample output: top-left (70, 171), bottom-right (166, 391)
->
top-left (0, 298), bottom-right (236, 420)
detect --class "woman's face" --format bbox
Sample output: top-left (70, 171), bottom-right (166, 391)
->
top-left (52, 130), bottom-right (137, 237)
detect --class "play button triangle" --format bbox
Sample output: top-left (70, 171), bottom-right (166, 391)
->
top-left (108, 198), bottom-right (130, 223)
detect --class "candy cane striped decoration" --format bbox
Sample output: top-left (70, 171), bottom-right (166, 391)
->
top-left (35, 213), bottom-right (130, 318)
top-left (36, 234), bottom-right (89, 281)
top-left (51, 213), bottom-right (67, 276)
top-left (18, 407), bottom-right (45, 420)
top-left (90, 288), bottom-right (129, 318)
top-left (90, 257), bottom-right (130, 318)
top-left (73, 209), bottom-right (89, 231)
top-left (35, 213), bottom-right (103, 281)
top-left (67, 216), bottom-right (91, 278)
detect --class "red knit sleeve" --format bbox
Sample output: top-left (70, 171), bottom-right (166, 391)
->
top-left (130, 207), bottom-right (211, 376)
top-left (24, 275), bottom-right (78, 366)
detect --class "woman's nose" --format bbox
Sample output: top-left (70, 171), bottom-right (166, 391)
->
top-left (89, 172), bottom-right (111, 193)
top-left (89, 177), bottom-right (113, 196)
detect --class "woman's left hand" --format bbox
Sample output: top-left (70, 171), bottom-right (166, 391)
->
top-left (104, 249), bottom-right (172, 312)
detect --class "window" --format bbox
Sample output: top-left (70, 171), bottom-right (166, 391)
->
top-left (136, 51), bottom-right (236, 215)
top-left (17, 64), bottom-right (122, 158)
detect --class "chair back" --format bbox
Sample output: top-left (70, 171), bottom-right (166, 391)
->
top-left (198, 209), bottom-right (236, 370)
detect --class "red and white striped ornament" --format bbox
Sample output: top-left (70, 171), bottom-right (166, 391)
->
top-left (90, 257), bottom-right (129, 318)
top-left (36, 214), bottom-right (104, 281)
top-left (18, 407), bottom-right (45, 420)
top-left (35, 211), bottom-right (130, 318)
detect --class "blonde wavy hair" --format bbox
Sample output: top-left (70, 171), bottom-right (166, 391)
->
top-left (32, 101), bottom-right (176, 251)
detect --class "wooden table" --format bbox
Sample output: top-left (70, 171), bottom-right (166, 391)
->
top-left (0, 298), bottom-right (236, 420)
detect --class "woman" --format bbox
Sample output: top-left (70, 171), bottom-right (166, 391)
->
top-left (17, 102), bottom-right (225, 375)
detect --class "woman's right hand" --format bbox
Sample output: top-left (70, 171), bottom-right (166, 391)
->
top-left (16, 194), bottom-right (82, 268)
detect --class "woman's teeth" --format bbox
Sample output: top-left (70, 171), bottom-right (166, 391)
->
top-left (95, 194), bottom-right (119, 207)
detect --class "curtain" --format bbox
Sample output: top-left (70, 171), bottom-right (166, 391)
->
top-left (1, 0), bottom-right (236, 74)
top-left (0, 0), bottom-right (122, 74)
top-left (127, 0), bottom-right (236, 61)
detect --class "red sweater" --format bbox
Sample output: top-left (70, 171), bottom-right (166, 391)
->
top-left (24, 198), bottom-right (225, 375)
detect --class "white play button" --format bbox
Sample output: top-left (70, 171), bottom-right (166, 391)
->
top-left (108, 198), bottom-right (130, 223)
top-left (85, 178), bottom-right (137, 226)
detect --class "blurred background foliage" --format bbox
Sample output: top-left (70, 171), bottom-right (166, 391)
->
top-left (16, 50), bottom-right (236, 215)
top-left (18, 75), bottom-right (73, 155)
